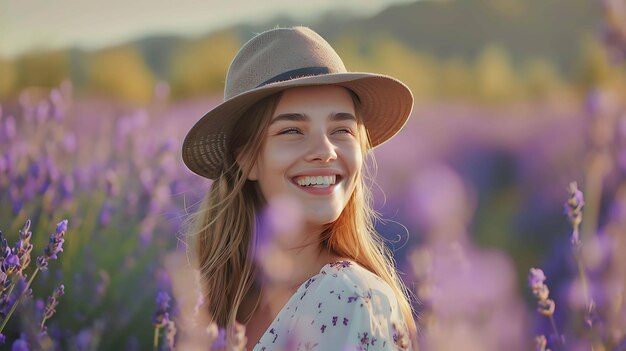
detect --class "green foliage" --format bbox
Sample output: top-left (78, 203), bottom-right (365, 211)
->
top-left (0, 58), bottom-right (17, 98)
top-left (16, 50), bottom-right (70, 91)
top-left (85, 45), bottom-right (156, 104)
top-left (438, 57), bottom-right (474, 99)
top-left (1, 17), bottom-right (625, 104)
top-left (521, 57), bottom-right (564, 100)
top-left (334, 33), bottom-right (439, 101)
top-left (474, 44), bottom-right (519, 103)
top-left (575, 35), bottom-right (623, 91)
top-left (168, 30), bottom-right (241, 98)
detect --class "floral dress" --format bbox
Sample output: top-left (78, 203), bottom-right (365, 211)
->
top-left (253, 260), bottom-right (413, 351)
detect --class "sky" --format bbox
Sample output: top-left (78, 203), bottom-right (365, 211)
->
top-left (0, 0), bottom-right (414, 58)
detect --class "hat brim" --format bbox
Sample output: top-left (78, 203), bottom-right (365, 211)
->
top-left (182, 72), bottom-right (413, 179)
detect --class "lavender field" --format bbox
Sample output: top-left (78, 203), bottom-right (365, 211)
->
top-left (0, 79), bottom-right (625, 350)
top-left (1, 0), bottom-right (626, 349)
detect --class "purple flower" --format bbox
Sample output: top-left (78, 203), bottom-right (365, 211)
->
top-left (4, 116), bottom-right (16, 140)
top-left (36, 219), bottom-right (68, 270)
top-left (35, 298), bottom-right (45, 317)
top-left (210, 327), bottom-right (227, 349)
top-left (3, 252), bottom-right (21, 275)
top-left (98, 201), bottom-right (113, 227)
top-left (156, 291), bottom-right (170, 309)
top-left (564, 182), bottom-right (584, 224)
top-left (16, 221), bottom-right (33, 269)
top-left (18, 221), bottom-right (31, 241)
top-left (11, 334), bottom-right (29, 351)
top-left (564, 182), bottom-right (585, 245)
top-left (56, 220), bottom-right (68, 235)
top-left (528, 268), bottom-right (546, 290)
top-left (27, 163), bottom-right (40, 179)
top-left (75, 329), bottom-right (93, 351)
top-left (528, 268), bottom-right (555, 317)
top-left (35, 256), bottom-right (49, 271)
top-left (0, 233), bottom-right (10, 261)
top-left (42, 284), bottom-right (64, 321)
top-left (60, 175), bottom-right (74, 200)
top-left (153, 291), bottom-right (171, 327)
top-left (11, 200), bottom-right (22, 216)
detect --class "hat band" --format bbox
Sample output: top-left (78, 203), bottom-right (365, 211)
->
top-left (257, 66), bottom-right (330, 88)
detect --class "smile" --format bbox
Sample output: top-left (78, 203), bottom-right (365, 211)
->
top-left (292, 175), bottom-right (342, 188)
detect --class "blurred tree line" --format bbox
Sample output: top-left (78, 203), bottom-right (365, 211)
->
top-left (0, 29), bottom-right (624, 104)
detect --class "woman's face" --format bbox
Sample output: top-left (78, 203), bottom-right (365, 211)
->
top-left (249, 85), bottom-right (362, 229)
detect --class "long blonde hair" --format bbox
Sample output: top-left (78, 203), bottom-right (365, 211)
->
top-left (184, 88), bottom-right (417, 345)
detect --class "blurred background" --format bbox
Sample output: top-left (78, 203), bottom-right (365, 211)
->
top-left (1, 0), bottom-right (625, 350)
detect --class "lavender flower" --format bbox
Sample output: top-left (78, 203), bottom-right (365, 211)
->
top-left (153, 291), bottom-right (170, 328)
top-left (564, 182), bottom-right (585, 245)
top-left (534, 335), bottom-right (550, 351)
top-left (0, 233), bottom-right (10, 265)
top-left (528, 268), bottom-right (547, 291)
top-left (99, 201), bottom-right (113, 227)
top-left (3, 252), bottom-right (21, 276)
top-left (206, 322), bottom-right (226, 349)
top-left (40, 284), bottom-right (64, 330)
top-left (10, 333), bottom-right (29, 351)
top-left (164, 319), bottom-right (176, 350)
top-left (528, 268), bottom-right (555, 316)
top-left (15, 221), bottom-right (33, 270)
top-left (153, 291), bottom-right (174, 351)
top-left (563, 182), bottom-right (594, 320)
top-left (528, 268), bottom-right (562, 348)
top-left (0, 220), bottom-right (68, 336)
top-left (36, 220), bottom-right (68, 271)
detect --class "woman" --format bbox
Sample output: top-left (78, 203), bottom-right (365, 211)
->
top-left (182, 26), bottom-right (417, 350)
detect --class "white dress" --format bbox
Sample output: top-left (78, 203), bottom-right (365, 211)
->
top-left (252, 260), bottom-right (413, 351)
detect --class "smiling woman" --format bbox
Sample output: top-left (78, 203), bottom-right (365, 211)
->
top-left (249, 86), bottom-right (362, 227)
top-left (181, 26), bottom-right (416, 350)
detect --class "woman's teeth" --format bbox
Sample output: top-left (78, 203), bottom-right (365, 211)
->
top-left (294, 175), bottom-right (337, 187)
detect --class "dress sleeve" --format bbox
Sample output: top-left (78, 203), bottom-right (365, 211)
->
top-left (290, 269), bottom-right (413, 351)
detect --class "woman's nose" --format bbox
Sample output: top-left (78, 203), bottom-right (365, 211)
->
top-left (305, 132), bottom-right (337, 163)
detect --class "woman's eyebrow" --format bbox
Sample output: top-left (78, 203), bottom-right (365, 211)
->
top-left (270, 113), bottom-right (307, 125)
top-left (270, 112), bottom-right (356, 125)
top-left (331, 112), bottom-right (357, 122)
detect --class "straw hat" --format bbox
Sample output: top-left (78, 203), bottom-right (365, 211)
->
top-left (182, 26), bottom-right (413, 180)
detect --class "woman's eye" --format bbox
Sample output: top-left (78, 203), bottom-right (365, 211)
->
top-left (278, 128), bottom-right (301, 135)
top-left (334, 128), bottom-right (354, 135)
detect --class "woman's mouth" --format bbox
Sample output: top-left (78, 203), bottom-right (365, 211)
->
top-left (292, 175), bottom-right (342, 188)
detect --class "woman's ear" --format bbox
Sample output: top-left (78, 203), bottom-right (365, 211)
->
top-left (235, 149), bottom-right (258, 181)
top-left (247, 162), bottom-right (258, 181)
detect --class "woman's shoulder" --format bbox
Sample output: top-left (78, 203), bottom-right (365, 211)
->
top-left (305, 260), bottom-right (398, 305)
top-left (284, 260), bottom-right (412, 350)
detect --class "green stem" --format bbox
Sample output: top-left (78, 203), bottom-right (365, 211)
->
top-left (153, 326), bottom-right (160, 351)
top-left (575, 251), bottom-right (591, 307)
top-left (1, 283), bottom-right (17, 312)
top-left (0, 267), bottom-right (40, 333)
top-left (40, 315), bottom-right (48, 331)
top-left (573, 220), bottom-right (593, 313)
top-left (582, 157), bottom-right (602, 244)
top-left (549, 315), bottom-right (562, 349)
